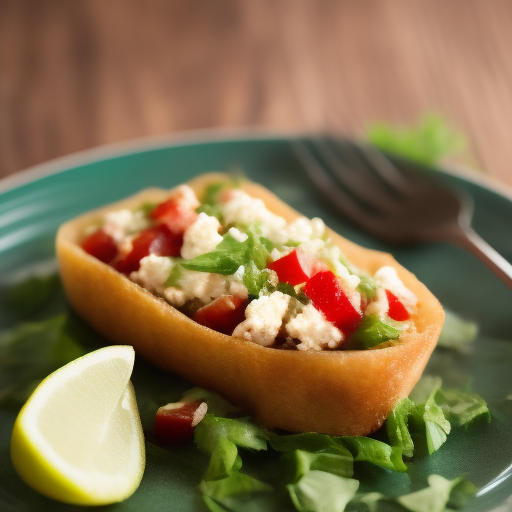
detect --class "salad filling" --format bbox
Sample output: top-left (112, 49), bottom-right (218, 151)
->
top-left (80, 180), bottom-right (417, 351)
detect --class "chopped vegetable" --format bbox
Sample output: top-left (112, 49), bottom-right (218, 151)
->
top-left (353, 314), bottom-right (401, 348)
top-left (437, 309), bottom-right (478, 353)
top-left (385, 289), bottom-right (410, 321)
top-left (304, 271), bottom-right (361, 335)
top-left (267, 250), bottom-right (310, 286)
top-left (287, 471), bottom-right (359, 512)
top-left (154, 400), bottom-right (207, 444)
top-left (367, 114), bottom-right (466, 166)
top-left (193, 295), bottom-right (247, 335)
top-left (80, 229), bottom-right (118, 263)
top-left (115, 225), bottom-right (182, 274)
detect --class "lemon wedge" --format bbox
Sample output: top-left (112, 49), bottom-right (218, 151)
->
top-left (10, 345), bottom-right (145, 505)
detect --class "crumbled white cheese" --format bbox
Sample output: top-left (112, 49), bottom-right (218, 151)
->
top-left (163, 268), bottom-right (249, 307)
top-left (285, 217), bottom-right (326, 242)
top-left (130, 254), bottom-right (174, 295)
top-left (163, 287), bottom-right (187, 307)
top-left (232, 291), bottom-right (290, 346)
top-left (227, 227), bottom-right (248, 243)
top-left (374, 266), bottom-right (417, 312)
top-left (181, 213), bottom-right (223, 260)
top-left (173, 184), bottom-right (200, 211)
top-left (285, 303), bottom-right (343, 351)
top-left (103, 209), bottom-right (151, 243)
top-left (270, 246), bottom-right (293, 262)
top-left (220, 190), bottom-right (287, 242)
top-left (365, 287), bottom-right (389, 321)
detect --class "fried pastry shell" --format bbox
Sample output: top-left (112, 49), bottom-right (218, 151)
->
top-left (56, 173), bottom-right (444, 436)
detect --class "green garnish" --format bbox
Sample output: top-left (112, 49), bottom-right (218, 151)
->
top-left (137, 201), bottom-right (158, 216)
top-left (287, 471), bottom-right (359, 512)
top-left (437, 309), bottom-right (478, 353)
top-left (367, 114), bottom-right (466, 166)
top-left (3, 273), bottom-right (60, 316)
top-left (180, 227), bottom-right (270, 277)
top-left (353, 314), bottom-right (402, 348)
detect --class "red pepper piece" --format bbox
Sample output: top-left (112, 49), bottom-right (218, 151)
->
top-left (154, 400), bottom-right (206, 444)
top-left (304, 271), bottom-right (362, 334)
top-left (385, 289), bottom-right (410, 321)
top-left (194, 295), bottom-right (247, 335)
top-left (80, 229), bottom-right (118, 263)
top-left (151, 195), bottom-right (198, 234)
top-left (115, 224), bottom-right (182, 274)
top-left (267, 250), bottom-right (310, 286)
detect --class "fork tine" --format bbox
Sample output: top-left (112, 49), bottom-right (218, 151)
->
top-left (291, 140), bottom-right (380, 229)
top-left (311, 137), bottom-right (400, 213)
top-left (339, 140), bottom-right (414, 196)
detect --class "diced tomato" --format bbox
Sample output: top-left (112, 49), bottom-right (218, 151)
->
top-left (304, 270), bottom-right (362, 335)
top-left (194, 295), bottom-right (247, 335)
top-left (385, 289), bottom-right (410, 321)
top-left (267, 250), bottom-right (310, 286)
top-left (154, 400), bottom-right (207, 444)
top-left (151, 192), bottom-right (198, 234)
top-left (114, 224), bottom-right (182, 274)
top-left (80, 229), bottom-right (118, 263)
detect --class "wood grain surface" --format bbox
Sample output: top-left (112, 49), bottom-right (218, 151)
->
top-left (1, 0), bottom-right (511, 185)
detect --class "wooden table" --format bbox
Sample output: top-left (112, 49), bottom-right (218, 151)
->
top-left (1, 0), bottom-right (512, 186)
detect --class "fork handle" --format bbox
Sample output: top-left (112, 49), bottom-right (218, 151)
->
top-left (449, 226), bottom-right (512, 290)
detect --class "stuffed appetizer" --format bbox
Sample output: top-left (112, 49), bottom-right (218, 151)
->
top-left (57, 173), bottom-right (444, 436)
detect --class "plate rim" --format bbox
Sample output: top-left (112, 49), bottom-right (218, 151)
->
top-left (2, 127), bottom-right (512, 205)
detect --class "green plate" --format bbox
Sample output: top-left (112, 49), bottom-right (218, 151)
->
top-left (0, 132), bottom-right (511, 511)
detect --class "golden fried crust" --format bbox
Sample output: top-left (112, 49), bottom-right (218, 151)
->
top-left (56, 173), bottom-right (444, 436)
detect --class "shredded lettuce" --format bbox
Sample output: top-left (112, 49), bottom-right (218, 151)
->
top-left (396, 475), bottom-right (467, 512)
top-left (420, 383), bottom-right (452, 455)
top-left (204, 438), bottom-right (242, 481)
top-left (195, 415), bottom-right (268, 454)
top-left (180, 228), bottom-right (270, 276)
top-left (437, 309), bottom-right (478, 353)
top-left (0, 314), bottom-right (86, 408)
top-left (282, 448), bottom-right (354, 483)
top-left (367, 114), bottom-right (465, 166)
top-left (3, 273), bottom-right (60, 315)
top-left (242, 261), bottom-right (273, 298)
top-left (353, 314), bottom-right (401, 348)
top-left (386, 398), bottom-right (416, 458)
top-left (270, 432), bottom-right (406, 472)
top-left (436, 388), bottom-right (491, 427)
top-left (200, 471), bottom-right (272, 500)
top-left (287, 471), bottom-right (359, 512)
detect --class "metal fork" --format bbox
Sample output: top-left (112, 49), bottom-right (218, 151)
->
top-left (293, 136), bottom-right (512, 290)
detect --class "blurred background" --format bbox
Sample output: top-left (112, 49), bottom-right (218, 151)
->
top-left (1, 0), bottom-right (511, 184)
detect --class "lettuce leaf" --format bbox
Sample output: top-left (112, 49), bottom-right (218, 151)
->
top-left (367, 114), bottom-right (465, 166)
top-left (353, 314), bottom-right (401, 348)
top-left (195, 415), bottom-right (269, 454)
top-left (270, 432), bottom-right (406, 472)
top-left (397, 475), bottom-right (465, 512)
top-left (340, 437), bottom-right (407, 472)
top-left (287, 471), bottom-right (359, 512)
top-left (180, 227), bottom-right (270, 276)
top-left (204, 438), bottom-right (242, 481)
top-left (436, 388), bottom-right (491, 427)
top-left (386, 398), bottom-right (416, 457)
top-left (437, 309), bottom-right (478, 353)
top-left (200, 471), bottom-right (272, 500)
top-left (3, 273), bottom-right (60, 315)
top-left (282, 449), bottom-right (354, 483)
top-left (181, 233), bottom-right (249, 275)
top-left (0, 314), bottom-right (86, 408)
